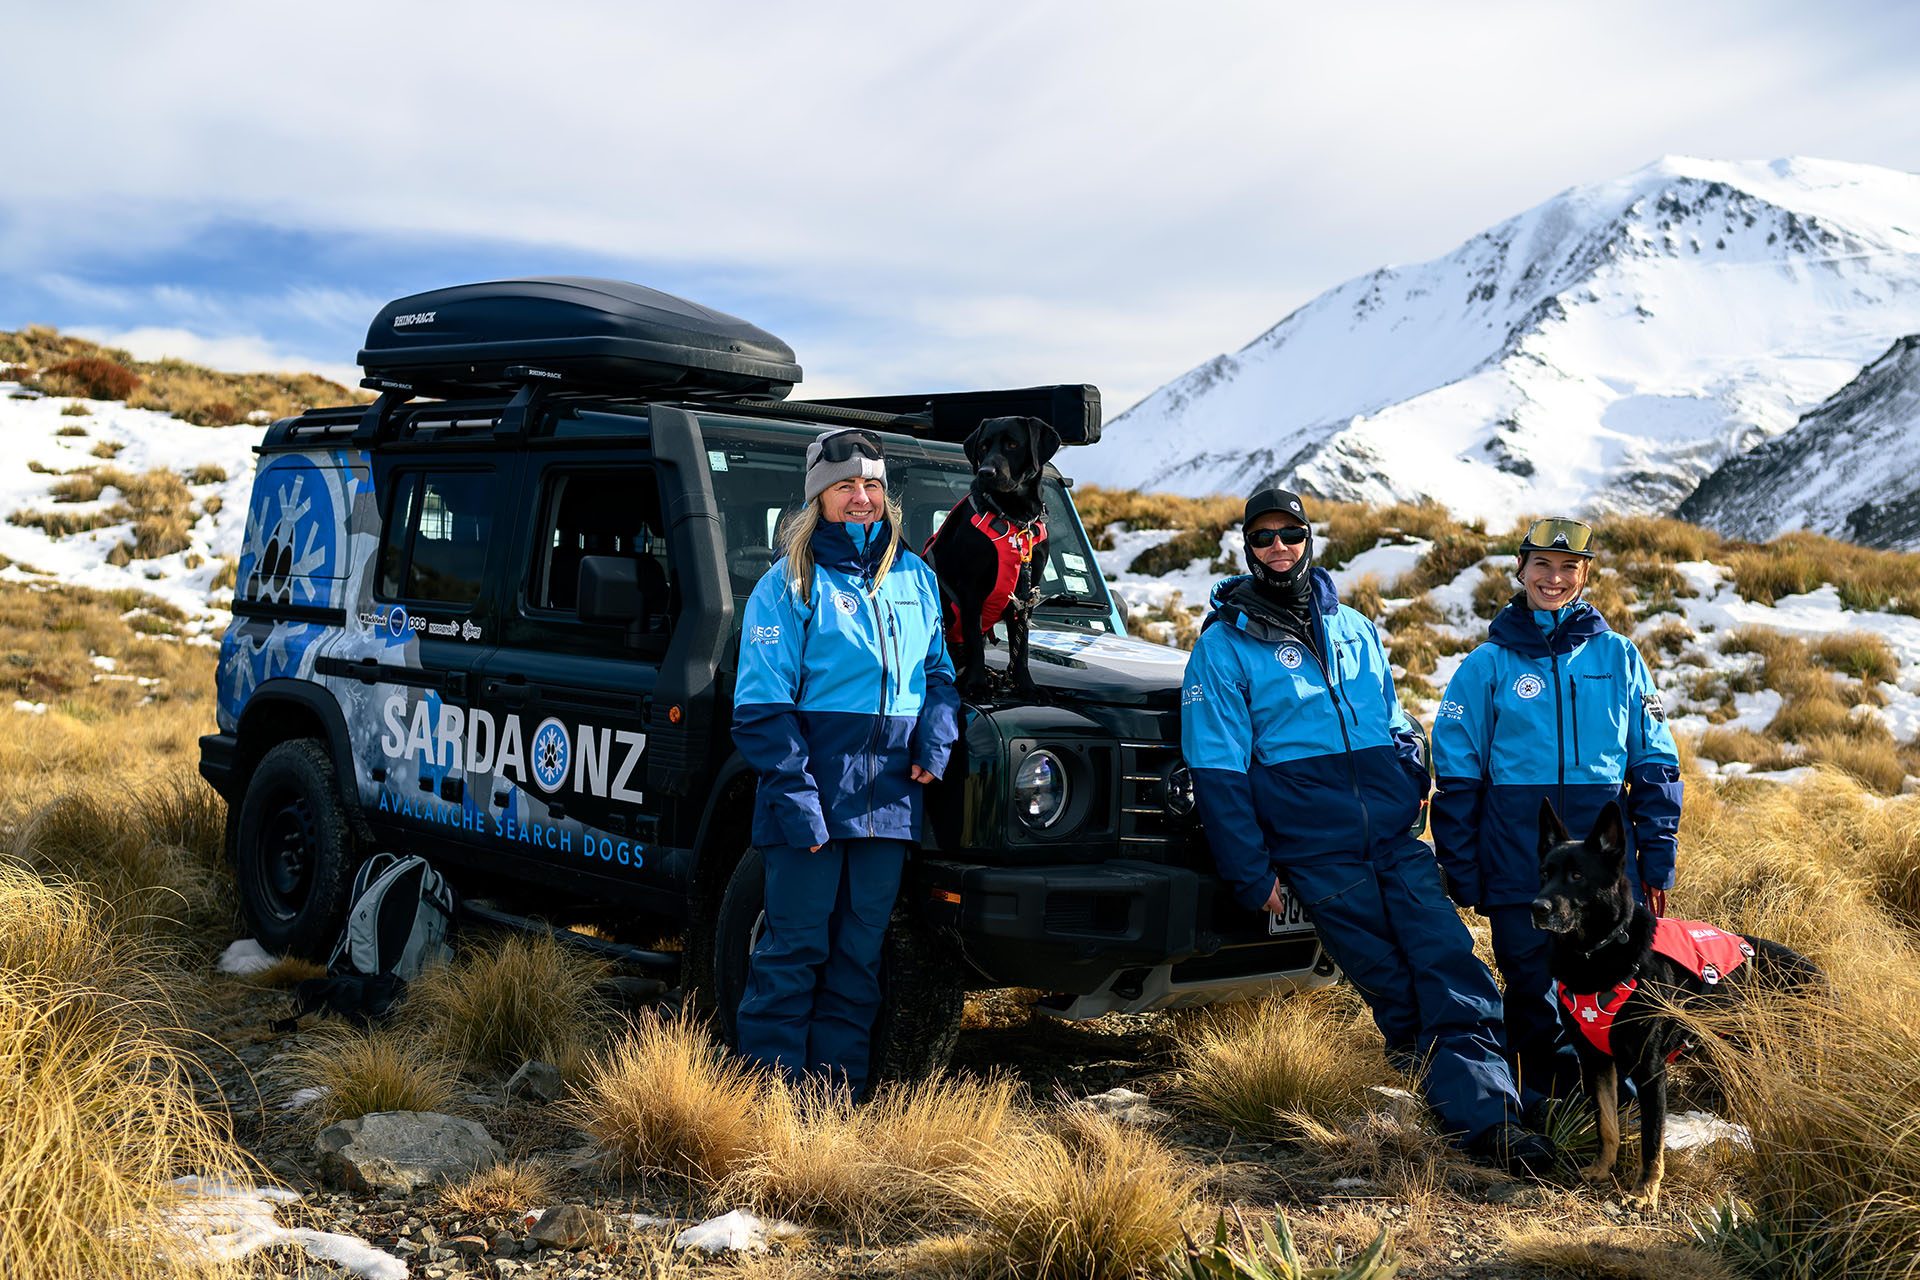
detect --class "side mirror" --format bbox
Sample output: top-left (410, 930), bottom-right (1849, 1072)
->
top-left (1112, 590), bottom-right (1132, 628)
top-left (578, 555), bottom-right (645, 625)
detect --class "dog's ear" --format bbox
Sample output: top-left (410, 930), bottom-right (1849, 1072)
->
top-left (963, 422), bottom-right (988, 469)
top-left (1026, 416), bottom-right (1061, 469)
top-left (1538, 797), bottom-right (1570, 861)
top-left (1589, 801), bottom-right (1628, 872)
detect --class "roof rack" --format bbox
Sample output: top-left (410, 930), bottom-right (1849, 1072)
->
top-left (743, 383), bottom-right (1102, 446)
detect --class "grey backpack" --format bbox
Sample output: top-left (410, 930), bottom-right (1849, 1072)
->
top-left (329, 852), bottom-right (456, 983)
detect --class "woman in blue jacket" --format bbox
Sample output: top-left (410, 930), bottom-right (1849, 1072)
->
top-left (1431, 518), bottom-right (1683, 1104)
top-left (731, 428), bottom-right (961, 1096)
top-left (1183, 487), bottom-right (1557, 1177)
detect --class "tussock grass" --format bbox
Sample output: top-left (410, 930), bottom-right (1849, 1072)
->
top-left (568, 1009), bottom-right (764, 1183)
top-left (1594, 514), bottom-right (1722, 564)
top-left (1497, 1223), bottom-right (1736, 1280)
top-left (1129, 528), bottom-right (1227, 577)
top-left (240, 955), bottom-right (328, 988)
top-left (407, 931), bottom-right (610, 1073)
top-left (434, 1157), bottom-right (558, 1218)
top-left (1812, 630), bottom-right (1899, 683)
top-left (1389, 529), bottom-right (1489, 596)
top-left (1317, 499), bottom-right (1469, 570)
top-left (1796, 730), bottom-right (1911, 795)
top-left (1070, 486), bottom-right (1242, 553)
top-left (0, 977), bottom-right (257, 1280)
top-left (59, 402), bottom-right (91, 418)
top-left (1342, 573), bottom-right (1384, 620)
top-left (1472, 568), bottom-right (1515, 620)
top-left (1167, 988), bottom-right (1384, 1139)
top-left (951, 1107), bottom-right (1201, 1280)
top-left (1694, 728), bottom-right (1799, 773)
top-left (0, 860), bottom-right (124, 989)
top-left (1, 325), bottom-right (364, 424)
top-left (727, 1073), bottom-right (1022, 1230)
top-left (288, 1028), bottom-right (462, 1127)
top-left (1726, 531), bottom-right (1920, 615)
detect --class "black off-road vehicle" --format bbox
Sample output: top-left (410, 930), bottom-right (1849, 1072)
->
top-left (199, 278), bottom-right (1331, 1077)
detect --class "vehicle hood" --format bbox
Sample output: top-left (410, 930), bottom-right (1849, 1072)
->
top-left (991, 626), bottom-right (1190, 709)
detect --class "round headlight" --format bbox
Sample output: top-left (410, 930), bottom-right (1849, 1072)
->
top-left (1013, 749), bottom-right (1068, 829)
top-left (1164, 764), bottom-right (1195, 818)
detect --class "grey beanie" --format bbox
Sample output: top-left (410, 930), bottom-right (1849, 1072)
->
top-left (803, 429), bottom-right (887, 504)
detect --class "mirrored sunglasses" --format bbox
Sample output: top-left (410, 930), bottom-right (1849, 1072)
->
top-left (1246, 525), bottom-right (1310, 549)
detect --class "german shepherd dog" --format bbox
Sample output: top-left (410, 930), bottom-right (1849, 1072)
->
top-left (923, 415), bottom-right (1060, 700)
top-left (1532, 798), bottom-right (1820, 1208)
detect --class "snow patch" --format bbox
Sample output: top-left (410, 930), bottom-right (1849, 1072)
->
top-left (675, 1209), bottom-right (805, 1253)
top-left (215, 938), bottom-right (278, 976)
top-left (160, 1176), bottom-right (405, 1280)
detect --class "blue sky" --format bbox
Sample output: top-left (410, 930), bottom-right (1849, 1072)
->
top-left (6, 0), bottom-right (1919, 412)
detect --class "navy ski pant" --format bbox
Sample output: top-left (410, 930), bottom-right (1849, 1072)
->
top-left (1488, 905), bottom-right (1585, 1104)
top-left (1280, 835), bottom-right (1520, 1143)
top-left (736, 838), bottom-right (906, 1096)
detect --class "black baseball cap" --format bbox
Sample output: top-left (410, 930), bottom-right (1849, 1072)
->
top-left (1244, 487), bottom-right (1309, 526)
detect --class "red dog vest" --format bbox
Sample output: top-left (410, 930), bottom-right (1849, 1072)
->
top-left (1557, 918), bottom-right (1756, 1058)
top-left (926, 497), bottom-right (1048, 647)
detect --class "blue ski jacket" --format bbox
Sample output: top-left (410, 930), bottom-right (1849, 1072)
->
top-left (733, 520), bottom-right (961, 850)
top-left (1180, 571), bottom-right (1430, 913)
top-left (1430, 597), bottom-right (1682, 909)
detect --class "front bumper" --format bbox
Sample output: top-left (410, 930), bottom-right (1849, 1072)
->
top-left (915, 857), bottom-right (1332, 1013)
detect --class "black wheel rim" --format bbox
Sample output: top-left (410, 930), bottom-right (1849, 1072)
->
top-left (250, 793), bottom-right (320, 925)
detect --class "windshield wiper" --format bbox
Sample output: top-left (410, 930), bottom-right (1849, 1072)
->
top-left (1034, 592), bottom-right (1110, 613)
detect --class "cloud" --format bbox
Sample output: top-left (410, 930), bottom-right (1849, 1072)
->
top-left (6, 0), bottom-right (1918, 411)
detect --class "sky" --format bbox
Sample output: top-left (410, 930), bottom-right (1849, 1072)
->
top-left (5, 0), bottom-right (1919, 413)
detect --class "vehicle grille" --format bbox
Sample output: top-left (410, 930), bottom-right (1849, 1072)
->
top-left (1117, 741), bottom-right (1180, 853)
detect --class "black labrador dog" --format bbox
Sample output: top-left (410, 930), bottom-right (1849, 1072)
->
top-left (923, 415), bottom-right (1060, 700)
top-left (1533, 798), bottom-right (1819, 1208)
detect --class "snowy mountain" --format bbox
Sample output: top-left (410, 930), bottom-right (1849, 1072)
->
top-left (1678, 335), bottom-right (1920, 551)
top-left (1070, 157), bottom-right (1920, 526)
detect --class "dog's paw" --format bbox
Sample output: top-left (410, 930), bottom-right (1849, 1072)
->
top-left (1626, 1183), bottom-right (1662, 1212)
top-left (1578, 1160), bottom-right (1616, 1185)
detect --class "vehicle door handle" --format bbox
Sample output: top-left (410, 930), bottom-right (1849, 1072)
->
top-left (484, 677), bottom-right (532, 707)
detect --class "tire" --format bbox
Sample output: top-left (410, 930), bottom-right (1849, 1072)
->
top-left (233, 738), bottom-right (358, 959)
top-left (711, 845), bottom-right (965, 1085)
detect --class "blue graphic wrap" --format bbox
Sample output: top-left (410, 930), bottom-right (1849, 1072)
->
top-left (733, 522), bottom-right (960, 849)
top-left (1180, 571), bottom-right (1427, 912)
top-left (1431, 598), bottom-right (1683, 908)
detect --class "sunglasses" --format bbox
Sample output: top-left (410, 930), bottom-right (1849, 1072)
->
top-left (1522, 517), bottom-right (1594, 554)
top-left (1246, 525), bottom-right (1310, 549)
top-left (816, 428), bottom-right (884, 464)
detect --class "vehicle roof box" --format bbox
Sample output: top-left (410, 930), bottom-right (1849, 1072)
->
top-left (358, 277), bottom-right (802, 399)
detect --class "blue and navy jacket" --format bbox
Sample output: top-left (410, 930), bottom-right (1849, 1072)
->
top-left (733, 520), bottom-right (961, 850)
top-left (1180, 571), bottom-right (1430, 913)
top-left (1431, 597), bottom-right (1683, 909)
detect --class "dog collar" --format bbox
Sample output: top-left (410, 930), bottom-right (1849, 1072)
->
top-left (1581, 913), bottom-right (1638, 961)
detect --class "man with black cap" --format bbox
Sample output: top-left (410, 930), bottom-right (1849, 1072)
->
top-left (1180, 487), bottom-right (1558, 1177)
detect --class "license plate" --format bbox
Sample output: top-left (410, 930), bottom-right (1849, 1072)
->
top-left (1267, 886), bottom-right (1311, 934)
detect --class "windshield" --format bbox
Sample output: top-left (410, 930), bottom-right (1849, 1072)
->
top-left (700, 420), bottom-right (1115, 630)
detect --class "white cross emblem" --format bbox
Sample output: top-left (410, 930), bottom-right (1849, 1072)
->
top-left (1580, 1006), bottom-right (1599, 1022)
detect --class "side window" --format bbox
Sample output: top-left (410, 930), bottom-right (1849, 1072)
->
top-left (529, 466), bottom-right (674, 629)
top-left (375, 470), bottom-right (496, 606)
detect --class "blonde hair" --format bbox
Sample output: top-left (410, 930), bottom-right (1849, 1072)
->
top-left (779, 491), bottom-right (905, 607)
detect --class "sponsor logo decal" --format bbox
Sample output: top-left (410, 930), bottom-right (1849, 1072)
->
top-left (749, 624), bottom-right (783, 645)
top-left (1642, 692), bottom-right (1668, 723)
top-left (387, 606), bottom-right (410, 640)
top-left (393, 311), bottom-right (437, 327)
top-left (1181, 683), bottom-right (1205, 706)
top-left (530, 717), bottom-right (571, 793)
top-left (1437, 699), bottom-right (1466, 721)
top-left (461, 620), bottom-right (482, 641)
top-left (1275, 644), bottom-right (1304, 669)
top-left (833, 591), bottom-right (859, 616)
top-left (1513, 674), bottom-right (1545, 700)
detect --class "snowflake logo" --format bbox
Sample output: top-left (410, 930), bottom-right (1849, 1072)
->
top-left (240, 468), bottom-right (331, 607)
top-left (530, 718), bottom-right (571, 793)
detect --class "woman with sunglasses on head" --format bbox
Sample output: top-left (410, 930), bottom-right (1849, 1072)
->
top-left (731, 427), bottom-right (961, 1097)
top-left (1430, 518), bottom-right (1683, 1109)
top-left (1182, 488), bottom-right (1559, 1178)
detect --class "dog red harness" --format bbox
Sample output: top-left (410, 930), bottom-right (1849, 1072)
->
top-left (926, 496), bottom-right (1048, 647)
top-left (1557, 918), bottom-right (1756, 1058)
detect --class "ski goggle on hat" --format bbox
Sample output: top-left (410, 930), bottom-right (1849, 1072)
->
top-left (814, 428), bottom-right (884, 463)
top-left (1519, 517), bottom-right (1595, 559)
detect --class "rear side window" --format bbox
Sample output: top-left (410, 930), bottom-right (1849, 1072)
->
top-left (376, 470), bottom-right (496, 606)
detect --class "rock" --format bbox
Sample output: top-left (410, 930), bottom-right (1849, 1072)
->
top-left (1365, 1085), bottom-right (1430, 1130)
top-left (529, 1204), bottom-right (610, 1251)
top-left (491, 1230), bottom-right (517, 1253)
top-left (419, 1224), bottom-right (442, 1247)
top-left (1072, 1085), bottom-right (1169, 1125)
top-left (492, 1262), bottom-right (521, 1277)
top-left (315, 1112), bottom-right (505, 1196)
top-left (506, 1060), bottom-right (565, 1104)
top-left (452, 1235), bottom-right (489, 1256)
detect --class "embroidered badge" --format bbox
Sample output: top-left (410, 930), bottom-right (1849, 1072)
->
top-left (1276, 644), bottom-right (1304, 669)
top-left (1514, 674), bottom-right (1545, 700)
top-left (833, 592), bottom-right (859, 616)
top-left (1642, 692), bottom-right (1668, 723)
